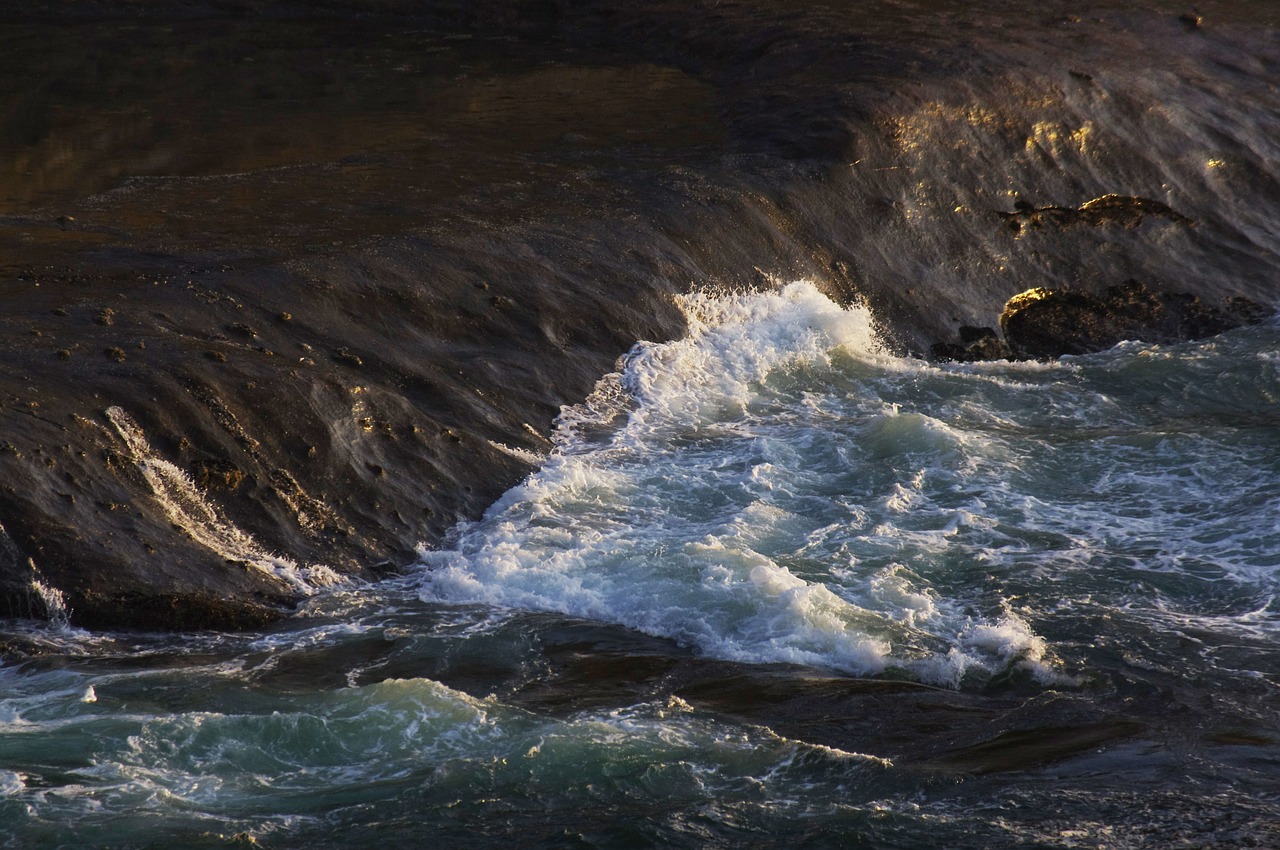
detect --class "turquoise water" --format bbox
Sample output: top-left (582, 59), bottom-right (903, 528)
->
top-left (3, 283), bottom-right (1279, 848)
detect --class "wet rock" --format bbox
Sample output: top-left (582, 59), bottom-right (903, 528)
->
top-left (932, 281), bottom-right (1271, 362)
top-left (191, 457), bottom-right (247, 490)
top-left (334, 348), bottom-right (363, 368)
top-left (71, 590), bottom-right (290, 631)
top-left (0, 2), bottom-right (1276, 634)
top-left (931, 325), bottom-right (1011, 362)
top-left (998, 281), bottom-right (1268, 360)
top-left (999, 194), bottom-right (1195, 236)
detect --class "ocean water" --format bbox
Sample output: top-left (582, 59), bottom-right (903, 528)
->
top-left (2, 282), bottom-right (1278, 848)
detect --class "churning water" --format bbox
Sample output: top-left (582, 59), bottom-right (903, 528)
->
top-left (423, 280), bottom-right (1280, 682)
top-left (2, 283), bottom-right (1278, 848)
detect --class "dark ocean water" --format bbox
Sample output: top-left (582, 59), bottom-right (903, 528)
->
top-left (2, 2), bottom-right (1280, 848)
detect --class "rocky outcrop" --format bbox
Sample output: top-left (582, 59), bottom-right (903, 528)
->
top-left (932, 281), bottom-right (1270, 362)
top-left (998, 195), bottom-right (1195, 237)
top-left (2, 1), bottom-right (1280, 630)
top-left (1000, 281), bottom-right (1269, 359)
top-left (0, 18), bottom-right (706, 630)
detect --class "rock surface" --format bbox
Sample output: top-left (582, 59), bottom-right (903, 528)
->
top-left (933, 281), bottom-right (1270, 362)
top-left (1, 1), bottom-right (1279, 629)
top-left (1000, 281), bottom-right (1269, 360)
top-left (998, 194), bottom-right (1195, 236)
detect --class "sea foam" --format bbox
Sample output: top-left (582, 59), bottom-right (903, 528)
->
top-left (417, 282), bottom-right (1058, 685)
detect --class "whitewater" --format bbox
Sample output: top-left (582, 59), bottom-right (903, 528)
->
top-left (2, 281), bottom-right (1277, 848)
top-left (420, 282), bottom-right (1060, 686)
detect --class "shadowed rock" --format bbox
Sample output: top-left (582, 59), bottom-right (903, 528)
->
top-left (930, 325), bottom-right (1011, 362)
top-left (931, 281), bottom-right (1271, 362)
top-left (999, 281), bottom-right (1269, 359)
top-left (998, 194), bottom-right (1195, 236)
top-left (2, 2), bottom-right (1280, 629)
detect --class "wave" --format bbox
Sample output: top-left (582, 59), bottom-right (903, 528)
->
top-left (417, 283), bottom-right (1060, 686)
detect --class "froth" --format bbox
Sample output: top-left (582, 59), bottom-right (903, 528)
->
top-left (417, 282), bottom-right (1058, 686)
top-left (105, 406), bottom-right (342, 594)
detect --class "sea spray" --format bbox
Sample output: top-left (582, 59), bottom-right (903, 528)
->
top-left (28, 575), bottom-right (70, 631)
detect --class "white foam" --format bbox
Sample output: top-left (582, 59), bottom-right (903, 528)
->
top-left (0, 770), bottom-right (26, 797)
top-left (411, 280), bottom-right (1280, 675)
top-left (105, 406), bottom-right (341, 594)
top-left (417, 282), bottom-right (1058, 685)
top-left (487, 441), bottom-right (545, 465)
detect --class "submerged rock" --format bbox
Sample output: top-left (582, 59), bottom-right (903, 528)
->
top-left (998, 194), bottom-right (1194, 236)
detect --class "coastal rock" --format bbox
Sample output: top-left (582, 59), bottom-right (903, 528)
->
top-left (930, 325), bottom-right (1011, 362)
top-left (1, 2), bottom-right (1279, 630)
top-left (998, 281), bottom-right (1268, 360)
top-left (998, 195), bottom-right (1194, 236)
top-left (931, 282), bottom-right (1270, 362)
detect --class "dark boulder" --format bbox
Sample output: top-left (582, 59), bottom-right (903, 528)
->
top-left (998, 281), bottom-right (1269, 360)
top-left (930, 281), bottom-right (1271, 363)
